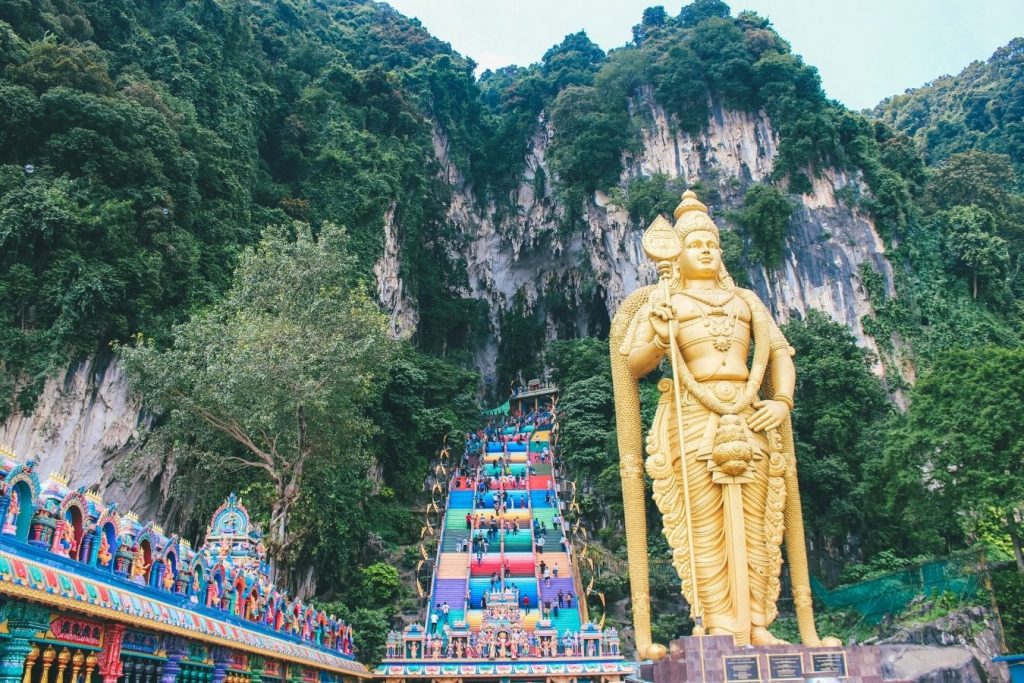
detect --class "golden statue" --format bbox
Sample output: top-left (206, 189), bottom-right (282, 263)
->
top-left (610, 191), bottom-right (839, 658)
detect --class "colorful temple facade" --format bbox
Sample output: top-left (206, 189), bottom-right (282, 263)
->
top-left (375, 407), bottom-right (636, 683)
top-left (0, 450), bottom-right (368, 683)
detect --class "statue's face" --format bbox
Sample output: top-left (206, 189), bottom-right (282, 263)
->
top-left (677, 229), bottom-right (721, 280)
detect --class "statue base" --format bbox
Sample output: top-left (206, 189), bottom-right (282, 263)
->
top-left (631, 635), bottom-right (907, 682)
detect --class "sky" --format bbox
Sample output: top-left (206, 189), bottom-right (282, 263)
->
top-left (382, 0), bottom-right (1024, 111)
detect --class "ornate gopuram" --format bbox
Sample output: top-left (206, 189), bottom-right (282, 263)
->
top-left (376, 412), bottom-right (635, 683)
top-left (0, 451), bottom-right (369, 683)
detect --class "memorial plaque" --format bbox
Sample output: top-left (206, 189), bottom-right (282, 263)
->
top-left (723, 655), bottom-right (761, 682)
top-left (810, 651), bottom-right (848, 676)
top-left (768, 653), bottom-right (804, 680)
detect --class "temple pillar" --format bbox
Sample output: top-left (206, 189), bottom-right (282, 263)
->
top-left (247, 656), bottom-right (264, 683)
top-left (98, 623), bottom-right (126, 683)
top-left (160, 637), bottom-right (188, 683)
top-left (0, 601), bottom-right (49, 683)
top-left (210, 647), bottom-right (232, 683)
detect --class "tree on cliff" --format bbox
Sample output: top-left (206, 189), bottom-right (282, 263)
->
top-left (121, 223), bottom-right (393, 590)
top-left (895, 346), bottom-right (1024, 572)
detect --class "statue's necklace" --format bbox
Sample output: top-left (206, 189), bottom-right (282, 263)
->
top-left (685, 292), bottom-right (740, 353)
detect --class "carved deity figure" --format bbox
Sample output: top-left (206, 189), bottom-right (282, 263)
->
top-left (3, 489), bottom-right (19, 535)
top-left (162, 566), bottom-right (175, 591)
top-left (611, 191), bottom-right (839, 657)
top-left (206, 579), bottom-right (220, 608)
top-left (130, 550), bottom-right (149, 582)
top-left (97, 533), bottom-right (112, 566)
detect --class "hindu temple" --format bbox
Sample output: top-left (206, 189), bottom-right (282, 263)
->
top-left (0, 452), bottom-right (367, 683)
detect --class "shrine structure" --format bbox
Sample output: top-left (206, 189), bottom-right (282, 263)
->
top-left (0, 450), bottom-right (368, 683)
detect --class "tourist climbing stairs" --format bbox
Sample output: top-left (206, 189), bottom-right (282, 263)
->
top-left (529, 428), bottom-right (583, 634)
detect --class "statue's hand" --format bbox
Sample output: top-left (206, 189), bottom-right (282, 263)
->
top-left (649, 301), bottom-right (673, 345)
top-left (748, 400), bottom-right (790, 432)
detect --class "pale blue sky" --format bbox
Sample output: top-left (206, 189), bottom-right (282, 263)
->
top-left (383, 0), bottom-right (1024, 110)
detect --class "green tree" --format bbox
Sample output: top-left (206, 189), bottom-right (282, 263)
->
top-left (120, 223), bottom-right (394, 587)
top-left (939, 205), bottom-right (1010, 299)
top-left (730, 183), bottom-right (794, 267)
top-left (679, 0), bottom-right (731, 28)
top-left (929, 151), bottom-right (1018, 215)
top-left (783, 310), bottom-right (889, 568)
top-left (359, 562), bottom-right (403, 608)
top-left (900, 347), bottom-right (1024, 571)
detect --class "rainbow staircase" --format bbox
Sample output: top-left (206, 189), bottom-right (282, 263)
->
top-left (425, 425), bottom-right (585, 638)
top-left (378, 410), bottom-right (633, 679)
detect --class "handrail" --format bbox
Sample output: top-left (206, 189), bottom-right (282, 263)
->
top-left (464, 462), bottom-right (479, 617)
top-left (550, 449), bottom-right (589, 624)
top-left (423, 470), bottom-right (454, 631)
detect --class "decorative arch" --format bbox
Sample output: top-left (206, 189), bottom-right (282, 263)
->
top-left (3, 479), bottom-right (35, 541)
top-left (190, 560), bottom-right (206, 599)
top-left (3, 461), bottom-right (41, 506)
top-left (57, 492), bottom-right (89, 560)
top-left (94, 509), bottom-right (120, 569)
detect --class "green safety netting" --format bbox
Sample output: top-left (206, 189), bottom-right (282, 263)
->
top-left (810, 552), bottom-right (983, 623)
top-left (482, 400), bottom-right (510, 416)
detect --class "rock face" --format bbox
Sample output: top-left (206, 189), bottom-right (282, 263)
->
top-left (442, 93), bottom-right (895, 383)
top-left (879, 607), bottom-right (1008, 683)
top-left (0, 356), bottom-right (169, 520)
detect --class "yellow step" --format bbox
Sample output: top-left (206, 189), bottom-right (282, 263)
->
top-left (438, 554), bottom-right (468, 578)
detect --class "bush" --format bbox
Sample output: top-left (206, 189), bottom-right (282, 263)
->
top-left (730, 184), bottom-right (794, 267)
top-left (359, 562), bottom-right (403, 608)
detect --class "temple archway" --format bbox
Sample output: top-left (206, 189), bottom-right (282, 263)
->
top-left (63, 504), bottom-right (85, 560)
top-left (6, 480), bottom-right (34, 541)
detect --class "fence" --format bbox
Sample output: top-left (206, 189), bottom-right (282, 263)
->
top-left (811, 551), bottom-right (985, 623)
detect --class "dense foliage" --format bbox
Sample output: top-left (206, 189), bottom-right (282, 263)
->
top-left (0, 0), bottom-right (485, 416)
top-left (875, 38), bottom-right (1024, 182)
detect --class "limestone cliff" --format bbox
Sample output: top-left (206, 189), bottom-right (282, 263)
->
top-left (440, 91), bottom-right (895, 383)
top-left (0, 357), bottom-right (169, 520)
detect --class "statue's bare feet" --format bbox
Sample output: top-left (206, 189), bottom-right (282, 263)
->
top-left (750, 627), bottom-right (788, 646)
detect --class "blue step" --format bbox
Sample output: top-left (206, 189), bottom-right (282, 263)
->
top-left (449, 491), bottom-right (474, 508)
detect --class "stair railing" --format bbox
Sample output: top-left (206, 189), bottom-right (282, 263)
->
top-left (546, 415), bottom-right (592, 625)
top-left (422, 467), bottom-right (456, 631)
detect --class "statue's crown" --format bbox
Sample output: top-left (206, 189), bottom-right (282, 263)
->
top-left (673, 190), bottom-right (719, 241)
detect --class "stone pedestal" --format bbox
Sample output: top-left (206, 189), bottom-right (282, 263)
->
top-left (633, 635), bottom-right (910, 683)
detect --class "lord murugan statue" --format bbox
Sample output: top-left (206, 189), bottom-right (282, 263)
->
top-left (611, 190), bottom-right (839, 658)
